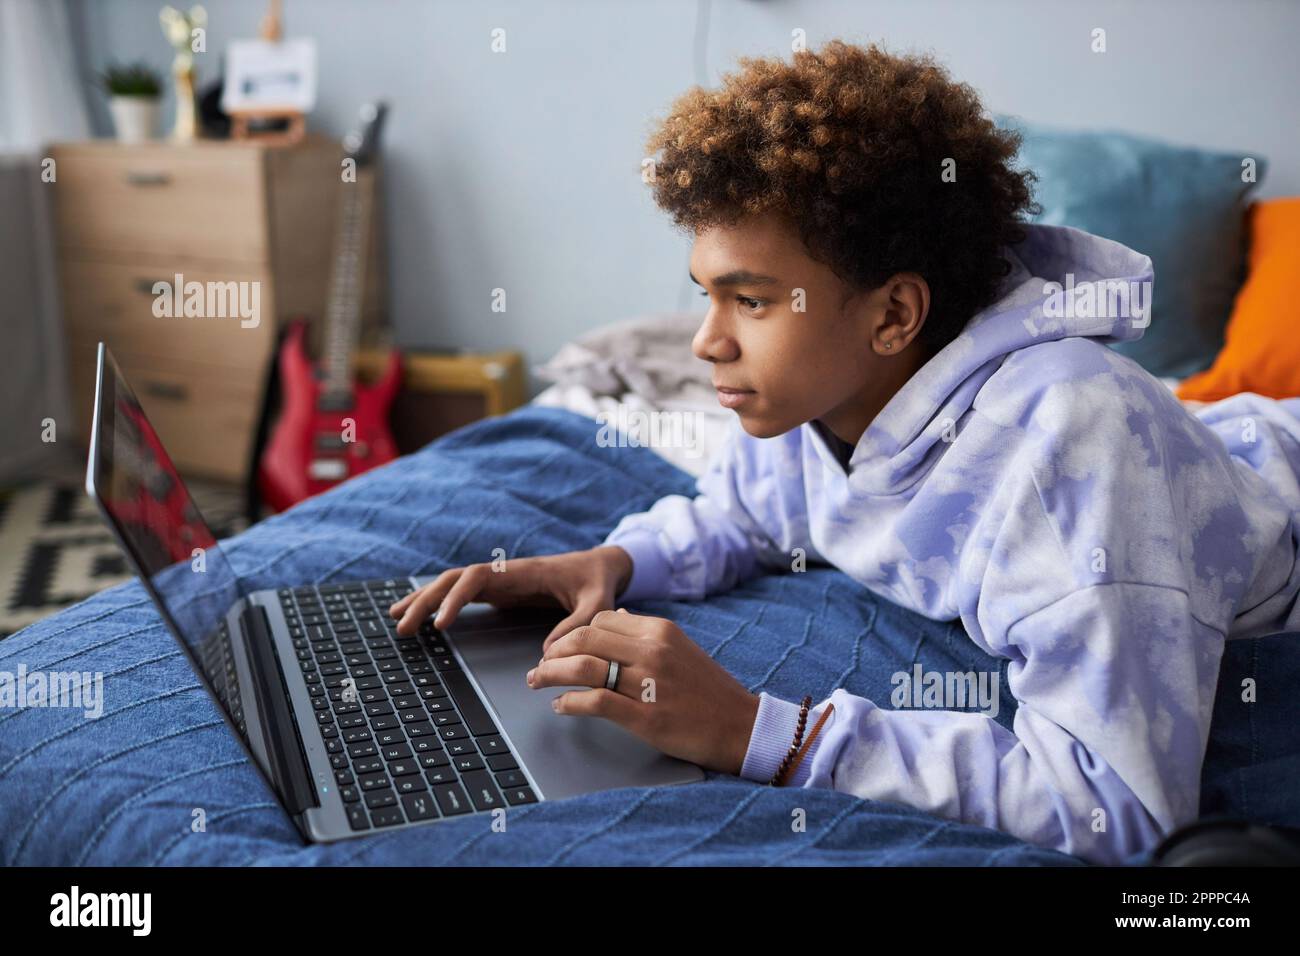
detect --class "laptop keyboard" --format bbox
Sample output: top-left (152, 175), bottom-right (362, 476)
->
top-left (200, 621), bottom-right (245, 737)
top-left (277, 579), bottom-right (538, 831)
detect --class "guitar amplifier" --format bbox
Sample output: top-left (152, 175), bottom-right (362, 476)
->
top-left (353, 348), bottom-right (528, 454)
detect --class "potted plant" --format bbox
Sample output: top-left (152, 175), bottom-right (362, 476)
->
top-left (99, 62), bottom-right (163, 143)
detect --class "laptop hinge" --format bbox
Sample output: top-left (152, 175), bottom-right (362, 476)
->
top-left (240, 604), bottom-right (319, 813)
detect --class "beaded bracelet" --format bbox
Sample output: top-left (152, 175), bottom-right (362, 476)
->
top-left (777, 703), bottom-right (836, 787)
top-left (769, 695), bottom-right (813, 786)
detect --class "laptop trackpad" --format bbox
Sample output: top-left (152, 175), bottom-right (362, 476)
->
top-left (446, 603), bottom-right (705, 801)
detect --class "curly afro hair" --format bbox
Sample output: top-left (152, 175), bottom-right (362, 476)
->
top-left (644, 40), bottom-right (1039, 350)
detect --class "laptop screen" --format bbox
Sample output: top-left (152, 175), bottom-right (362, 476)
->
top-left (87, 346), bottom-right (245, 672)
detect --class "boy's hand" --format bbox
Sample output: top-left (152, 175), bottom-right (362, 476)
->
top-left (529, 609), bottom-right (761, 775)
top-left (388, 545), bottom-right (634, 649)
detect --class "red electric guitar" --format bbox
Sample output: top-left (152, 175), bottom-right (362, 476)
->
top-left (258, 103), bottom-right (400, 512)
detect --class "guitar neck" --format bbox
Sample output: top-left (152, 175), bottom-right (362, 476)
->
top-left (320, 167), bottom-right (376, 401)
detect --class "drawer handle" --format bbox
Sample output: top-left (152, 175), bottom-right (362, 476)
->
top-left (142, 381), bottom-right (188, 401)
top-left (125, 171), bottom-right (172, 187)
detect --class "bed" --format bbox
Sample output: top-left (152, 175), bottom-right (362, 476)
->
top-left (3, 316), bottom-right (1299, 867)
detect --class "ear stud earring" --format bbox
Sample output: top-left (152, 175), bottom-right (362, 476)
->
top-left (883, 342), bottom-right (893, 350)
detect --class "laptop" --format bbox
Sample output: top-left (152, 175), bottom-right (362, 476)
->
top-left (85, 343), bottom-right (704, 842)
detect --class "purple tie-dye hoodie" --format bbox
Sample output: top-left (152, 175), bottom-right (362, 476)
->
top-left (602, 223), bottom-right (1300, 864)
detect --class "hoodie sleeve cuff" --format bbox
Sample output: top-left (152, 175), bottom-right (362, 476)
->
top-left (738, 692), bottom-right (823, 788)
top-left (602, 528), bottom-right (673, 603)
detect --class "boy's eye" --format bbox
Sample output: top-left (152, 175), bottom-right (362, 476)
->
top-left (698, 290), bottom-right (765, 310)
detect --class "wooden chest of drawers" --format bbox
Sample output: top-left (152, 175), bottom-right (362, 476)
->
top-left (51, 137), bottom-right (385, 481)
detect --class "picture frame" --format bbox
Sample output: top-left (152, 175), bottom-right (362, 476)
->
top-left (220, 37), bottom-right (318, 114)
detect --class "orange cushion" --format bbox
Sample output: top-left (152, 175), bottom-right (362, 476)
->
top-left (1178, 198), bottom-right (1300, 402)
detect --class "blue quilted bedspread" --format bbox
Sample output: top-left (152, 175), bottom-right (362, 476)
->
top-left (3, 406), bottom-right (1298, 866)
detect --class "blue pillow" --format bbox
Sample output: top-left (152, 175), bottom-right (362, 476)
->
top-left (995, 116), bottom-right (1265, 379)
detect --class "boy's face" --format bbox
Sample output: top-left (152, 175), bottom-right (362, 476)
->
top-left (690, 210), bottom-right (931, 444)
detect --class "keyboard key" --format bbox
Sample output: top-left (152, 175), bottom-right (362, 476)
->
top-left (402, 792), bottom-right (439, 821)
top-left (494, 770), bottom-right (526, 789)
top-left (486, 753), bottom-right (519, 773)
top-left (371, 806), bottom-right (405, 828)
top-left (358, 772), bottom-right (391, 791)
top-left (347, 805), bottom-right (370, 830)
top-left (460, 770), bottom-right (504, 812)
top-left (380, 743), bottom-right (413, 761)
top-left (432, 783), bottom-right (472, 816)
top-left (440, 669), bottom-right (500, 737)
top-left (503, 786), bottom-right (538, 806)
top-left (444, 740), bottom-right (475, 758)
top-left (425, 767), bottom-right (457, 786)
top-left (419, 750), bottom-right (450, 769)
top-left (453, 754), bottom-right (486, 773)
top-left (393, 776), bottom-right (425, 795)
top-left (364, 789), bottom-right (398, 810)
top-left (477, 736), bottom-right (509, 756)
top-left (353, 757), bottom-right (384, 775)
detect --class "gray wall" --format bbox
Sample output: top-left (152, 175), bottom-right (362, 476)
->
top-left (69, 0), bottom-right (1300, 396)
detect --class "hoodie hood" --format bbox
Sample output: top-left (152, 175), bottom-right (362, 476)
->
top-left (848, 223), bottom-right (1154, 492)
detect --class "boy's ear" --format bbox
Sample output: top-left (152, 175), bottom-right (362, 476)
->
top-left (880, 272), bottom-right (931, 348)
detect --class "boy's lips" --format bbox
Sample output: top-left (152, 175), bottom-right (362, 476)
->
top-left (715, 386), bottom-right (755, 408)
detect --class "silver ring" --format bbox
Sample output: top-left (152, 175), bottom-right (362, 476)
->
top-left (604, 659), bottom-right (621, 691)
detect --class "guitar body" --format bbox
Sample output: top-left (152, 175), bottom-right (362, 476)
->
top-left (258, 320), bottom-right (401, 512)
top-left (255, 102), bottom-right (397, 514)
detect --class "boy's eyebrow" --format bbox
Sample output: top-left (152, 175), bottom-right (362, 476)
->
top-left (690, 269), bottom-right (780, 288)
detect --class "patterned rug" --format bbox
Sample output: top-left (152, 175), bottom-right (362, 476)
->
top-left (0, 479), bottom-right (247, 640)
